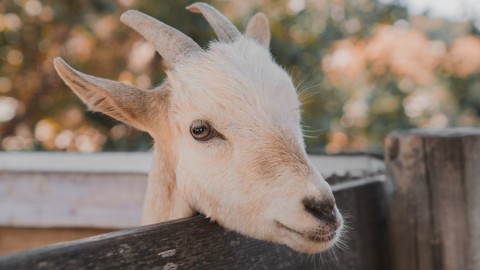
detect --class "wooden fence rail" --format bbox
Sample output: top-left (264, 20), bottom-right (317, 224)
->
top-left (1, 127), bottom-right (479, 269)
top-left (0, 177), bottom-right (387, 270)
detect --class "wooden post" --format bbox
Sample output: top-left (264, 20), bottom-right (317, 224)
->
top-left (384, 128), bottom-right (480, 270)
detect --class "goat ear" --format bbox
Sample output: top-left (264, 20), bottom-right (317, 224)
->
top-left (54, 57), bottom-right (164, 132)
top-left (245, 12), bottom-right (270, 48)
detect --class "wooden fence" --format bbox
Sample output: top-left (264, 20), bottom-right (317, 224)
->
top-left (385, 129), bottom-right (480, 270)
top-left (0, 128), bottom-right (478, 269)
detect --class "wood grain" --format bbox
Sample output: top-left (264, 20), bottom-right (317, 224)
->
top-left (384, 128), bottom-right (480, 270)
top-left (0, 227), bottom-right (112, 255)
top-left (0, 180), bottom-right (387, 270)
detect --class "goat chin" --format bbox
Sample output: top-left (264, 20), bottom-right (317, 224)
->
top-left (277, 222), bottom-right (343, 254)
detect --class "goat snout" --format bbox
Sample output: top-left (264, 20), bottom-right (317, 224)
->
top-left (303, 198), bottom-right (337, 224)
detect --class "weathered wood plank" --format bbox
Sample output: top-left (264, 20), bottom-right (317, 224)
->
top-left (0, 172), bottom-right (146, 229)
top-left (463, 135), bottom-right (480, 270)
top-left (0, 153), bottom-right (384, 229)
top-left (332, 179), bottom-right (388, 270)
top-left (0, 180), bottom-right (387, 270)
top-left (384, 133), bottom-right (434, 270)
top-left (384, 128), bottom-right (480, 270)
top-left (0, 227), bottom-right (112, 255)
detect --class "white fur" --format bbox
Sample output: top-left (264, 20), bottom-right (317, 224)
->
top-left (144, 37), bottom-right (343, 253)
top-left (55, 11), bottom-right (343, 254)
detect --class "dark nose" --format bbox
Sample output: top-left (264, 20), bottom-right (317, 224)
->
top-left (303, 198), bottom-right (337, 224)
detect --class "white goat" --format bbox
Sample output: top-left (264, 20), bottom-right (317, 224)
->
top-left (54, 2), bottom-right (343, 254)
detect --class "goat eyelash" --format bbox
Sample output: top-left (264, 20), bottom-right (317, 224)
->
top-left (190, 120), bottom-right (226, 142)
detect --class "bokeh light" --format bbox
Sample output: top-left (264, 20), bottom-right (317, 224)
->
top-left (0, 0), bottom-right (479, 153)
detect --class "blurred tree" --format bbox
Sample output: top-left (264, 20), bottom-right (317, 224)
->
top-left (0, 0), bottom-right (479, 153)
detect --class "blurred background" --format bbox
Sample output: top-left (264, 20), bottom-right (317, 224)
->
top-left (0, 0), bottom-right (479, 154)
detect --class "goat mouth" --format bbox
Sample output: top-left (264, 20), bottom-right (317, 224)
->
top-left (275, 220), bottom-right (336, 243)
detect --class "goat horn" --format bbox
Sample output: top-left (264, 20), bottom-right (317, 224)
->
top-left (121, 10), bottom-right (202, 65)
top-left (186, 2), bottom-right (240, 43)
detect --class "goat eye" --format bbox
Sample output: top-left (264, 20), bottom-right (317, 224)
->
top-left (190, 121), bottom-right (215, 141)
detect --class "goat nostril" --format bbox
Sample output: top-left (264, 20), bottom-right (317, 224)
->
top-left (303, 198), bottom-right (336, 223)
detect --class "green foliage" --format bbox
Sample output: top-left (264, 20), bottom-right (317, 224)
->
top-left (0, 0), bottom-right (479, 152)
